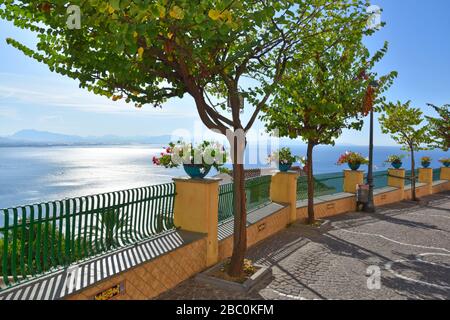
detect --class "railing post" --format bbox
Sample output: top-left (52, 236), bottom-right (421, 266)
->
top-left (343, 170), bottom-right (364, 194)
top-left (441, 167), bottom-right (450, 181)
top-left (388, 168), bottom-right (406, 190)
top-left (270, 171), bottom-right (299, 224)
top-left (418, 168), bottom-right (433, 195)
top-left (173, 177), bottom-right (220, 267)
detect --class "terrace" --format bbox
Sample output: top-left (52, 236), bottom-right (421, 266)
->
top-left (0, 166), bottom-right (449, 300)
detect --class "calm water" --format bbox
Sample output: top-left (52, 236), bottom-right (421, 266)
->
top-left (0, 145), bottom-right (448, 208)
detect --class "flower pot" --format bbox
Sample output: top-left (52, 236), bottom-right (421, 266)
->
top-left (348, 162), bottom-right (361, 171)
top-left (183, 164), bottom-right (211, 179)
top-left (391, 161), bottom-right (402, 169)
top-left (279, 163), bottom-right (292, 172)
top-left (421, 161), bottom-right (431, 168)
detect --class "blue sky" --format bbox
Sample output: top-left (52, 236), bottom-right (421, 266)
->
top-left (0, 0), bottom-right (449, 146)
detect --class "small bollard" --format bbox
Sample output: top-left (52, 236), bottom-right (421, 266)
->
top-left (356, 184), bottom-right (369, 211)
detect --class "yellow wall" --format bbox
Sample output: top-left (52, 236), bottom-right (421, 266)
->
top-left (173, 178), bottom-right (220, 267)
top-left (270, 172), bottom-right (299, 223)
top-left (441, 167), bottom-right (450, 180)
top-left (343, 170), bottom-right (364, 194)
top-left (67, 238), bottom-right (207, 300)
top-left (388, 169), bottom-right (406, 190)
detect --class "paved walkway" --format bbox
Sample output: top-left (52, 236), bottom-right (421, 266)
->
top-left (156, 191), bottom-right (450, 300)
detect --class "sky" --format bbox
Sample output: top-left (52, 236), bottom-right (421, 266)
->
top-left (0, 0), bottom-right (449, 146)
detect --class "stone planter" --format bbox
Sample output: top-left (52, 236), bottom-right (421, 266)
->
top-left (279, 163), bottom-right (292, 172)
top-left (391, 161), bottom-right (402, 169)
top-left (421, 161), bottom-right (431, 169)
top-left (183, 164), bottom-right (211, 179)
top-left (196, 262), bottom-right (272, 293)
top-left (348, 162), bottom-right (361, 171)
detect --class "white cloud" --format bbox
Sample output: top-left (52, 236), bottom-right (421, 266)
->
top-left (0, 72), bottom-right (198, 118)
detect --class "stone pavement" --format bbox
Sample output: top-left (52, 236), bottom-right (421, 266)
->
top-left (156, 191), bottom-right (450, 300)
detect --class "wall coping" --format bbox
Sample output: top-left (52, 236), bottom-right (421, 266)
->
top-left (218, 202), bottom-right (287, 242)
top-left (173, 177), bottom-right (222, 184)
top-left (373, 186), bottom-right (399, 195)
top-left (0, 230), bottom-right (205, 301)
top-left (433, 180), bottom-right (449, 186)
top-left (296, 192), bottom-right (355, 208)
top-left (404, 182), bottom-right (428, 190)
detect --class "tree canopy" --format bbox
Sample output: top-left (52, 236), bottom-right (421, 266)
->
top-left (1, 0), bottom-right (371, 135)
top-left (425, 103), bottom-right (450, 151)
top-left (261, 40), bottom-right (396, 147)
top-left (379, 101), bottom-right (431, 152)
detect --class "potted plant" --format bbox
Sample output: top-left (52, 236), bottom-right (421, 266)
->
top-left (439, 158), bottom-right (450, 168)
top-left (337, 151), bottom-right (369, 171)
top-left (268, 148), bottom-right (300, 172)
top-left (421, 156), bottom-right (431, 168)
top-left (153, 140), bottom-right (227, 179)
top-left (385, 155), bottom-right (404, 169)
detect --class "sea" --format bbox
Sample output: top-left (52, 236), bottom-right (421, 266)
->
top-left (0, 144), bottom-right (448, 209)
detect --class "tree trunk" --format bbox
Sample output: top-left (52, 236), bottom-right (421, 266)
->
top-left (228, 162), bottom-right (247, 277)
top-left (307, 142), bottom-right (315, 225)
top-left (410, 147), bottom-right (417, 201)
top-left (227, 129), bottom-right (247, 277)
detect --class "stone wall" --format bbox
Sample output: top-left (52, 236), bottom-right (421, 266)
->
top-left (218, 206), bottom-right (290, 261)
top-left (67, 238), bottom-right (207, 300)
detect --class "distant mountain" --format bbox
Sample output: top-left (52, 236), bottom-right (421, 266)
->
top-left (0, 130), bottom-right (172, 147)
top-left (12, 130), bottom-right (83, 144)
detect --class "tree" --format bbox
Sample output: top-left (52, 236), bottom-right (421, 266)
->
top-left (261, 39), bottom-right (396, 224)
top-left (379, 101), bottom-right (432, 201)
top-left (425, 103), bottom-right (450, 151)
top-left (1, 0), bottom-right (370, 276)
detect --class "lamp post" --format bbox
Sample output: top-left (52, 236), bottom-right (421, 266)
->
top-left (363, 80), bottom-right (379, 213)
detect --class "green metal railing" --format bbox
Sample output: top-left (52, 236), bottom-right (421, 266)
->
top-left (0, 183), bottom-right (176, 290)
top-left (364, 170), bottom-right (390, 189)
top-left (297, 173), bottom-right (344, 200)
top-left (433, 168), bottom-right (441, 182)
top-left (218, 175), bottom-right (272, 223)
top-left (218, 183), bottom-right (234, 222)
top-left (245, 175), bottom-right (272, 212)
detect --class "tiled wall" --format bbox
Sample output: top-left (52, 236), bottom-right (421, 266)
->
top-left (374, 188), bottom-right (404, 206)
top-left (297, 196), bottom-right (356, 221)
top-left (66, 238), bottom-right (207, 300)
top-left (218, 206), bottom-right (290, 261)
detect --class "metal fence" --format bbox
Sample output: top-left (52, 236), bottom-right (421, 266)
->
top-left (364, 170), bottom-right (390, 189)
top-left (0, 183), bottom-right (176, 289)
top-left (218, 175), bottom-right (272, 223)
top-left (433, 168), bottom-right (441, 182)
top-left (297, 173), bottom-right (344, 200)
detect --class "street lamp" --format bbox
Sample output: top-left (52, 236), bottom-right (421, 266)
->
top-left (363, 80), bottom-right (379, 213)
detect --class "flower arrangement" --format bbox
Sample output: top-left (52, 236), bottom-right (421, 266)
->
top-left (385, 155), bottom-right (404, 169)
top-left (268, 148), bottom-right (300, 172)
top-left (337, 151), bottom-right (369, 165)
top-left (439, 158), bottom-right (450, 167)
top-left (153, 140), bottom-right (227, 178)
top-left (385, 155), bottom-right (404, 164)
top-left (268, 147), bottom-right (299, 165)
top-left (421, 156), bottom-right (431, 168)
top-left (337, 151), bottom-right (369, 171)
